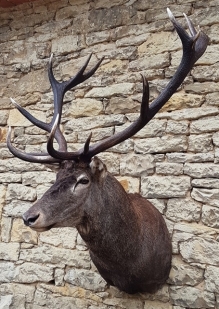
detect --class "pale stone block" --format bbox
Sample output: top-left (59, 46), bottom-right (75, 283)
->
top-left (39, 227), bottom-right (77, 249)
top-left (188, 134), bottom-right (213, 153)
top-left (1, 217), bottom-right (12, 242)
top-left (105, 97), bottom-right (139, 115)
top-left (202, 204), bottom-right (219, 228)
top-left (141, 176), bottom-right (190, 198)
top-left (64, 268), bottom-right (107, 292)
top-left (0, 110), bottom-right (9, 125)
top-left (134, 136), bottom-right (187, 154)
top-left (120, 153), bottom-right (155, 176)
top-left (158, 106), bottom-right (218, 121)
top-left (65, 98), bottom-right (103, 118)
top-left (0, 242), bottom-right (20, 261)
top-left (0, 262), bottom-right (16, 283)
top-left (6, 184), bottom-right (36, 201)
top-left (0, 173), bottom-right (21, 183)
top-left (192, 187), bottom-right (219, 207)
top-left (147, 199), bottom-right (166, 214)
top-left (85, 83), bottom-right (134, 98)
top-left (169, 256), bottom-right (204, 286)
top-left (4, 200), bottom-right (33, 217)
top-left (205, 265), bottom-right (219, 293)
top-left (14, 262), bottom-right (54, 283)
top-left (184, 163), bottom-right (219, 178)
top-left (169, 286), bottom-right (214, 308)
top-left (144, 300), bottom-right (172, 309)
top-left (190, 115), bottom-right (219, 133)
top-left (22, 171), bottom-right (56, 187)
top-left (0, 295), bottom-right (13, 309)
top-left (11, 218), bottom-right (38, 244)
top-left (166, 120), bottom-right (189, 135)
top-left (65, 114), bottom-right (125, 132)
top-left (167, 152), bottom-right (214, 163)
top-left (166, 198), bottom-right (201, 222)
top-left (156, 163), bottom-right (183, 176)
top-left (129, 53), bottom-right (169, 71)
top-left (180, 237), bottom-right (219, 266)
top-left (160, 92), bottom-right (204, 112)
top-left (192, 178), bottom-right (219, 189)
top-left (20, 245), bottom-right (91, 269)
top-left (0, 185), bottom-right (6, 216)
top-left (51, 34), bottom-right (81, 55)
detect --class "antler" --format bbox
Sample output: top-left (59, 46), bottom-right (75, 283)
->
top-left (7, 54), bottom-right (104, 163)
top-left (45, 8), bottom-right (209, 162)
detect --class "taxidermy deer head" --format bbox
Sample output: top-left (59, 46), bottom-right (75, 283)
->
top-left (7, 9), bottom-right (208, 294)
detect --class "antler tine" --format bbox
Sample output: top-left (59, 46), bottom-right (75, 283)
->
top-left (8, 54), bottom-right (103, 163)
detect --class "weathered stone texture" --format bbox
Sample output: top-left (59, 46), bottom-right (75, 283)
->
top-left (1, 0), bottom-right (219, 308)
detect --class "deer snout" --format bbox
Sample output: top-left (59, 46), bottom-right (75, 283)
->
top-left (23, 213), bottom-right (40, 227)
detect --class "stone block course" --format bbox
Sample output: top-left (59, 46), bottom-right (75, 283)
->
top-left (1, 0), bottom-right (219, 308)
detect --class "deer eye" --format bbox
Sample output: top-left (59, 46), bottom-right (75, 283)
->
top-left (78, 177), bottom-right (89, 185)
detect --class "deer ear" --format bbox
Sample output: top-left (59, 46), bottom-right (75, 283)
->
top-left (89, 156), bottom-right (107, 179)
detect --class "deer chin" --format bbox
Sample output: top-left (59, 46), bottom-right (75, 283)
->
top-left (30, 224), bottom-right (55, 232)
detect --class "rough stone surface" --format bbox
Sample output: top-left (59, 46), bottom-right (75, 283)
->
top-left (1, 0), bottom-right (219, 308)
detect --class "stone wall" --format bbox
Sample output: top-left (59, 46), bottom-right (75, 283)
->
top-left (0, 0), bottom-right (219, 308)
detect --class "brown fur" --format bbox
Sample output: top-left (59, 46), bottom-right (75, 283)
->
top-left (23, 158), bottom-right (172, 294)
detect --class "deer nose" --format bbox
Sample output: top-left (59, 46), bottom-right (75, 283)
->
top-left (23, 213), bottom-right (40, 226)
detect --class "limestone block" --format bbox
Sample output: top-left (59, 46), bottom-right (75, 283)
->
top-left (22, 171), bottom-right (56, 187)
top-left (120, 153), bottom-right (155, 176)
top-left (180, 237), bottom-right (219, 265)
top-left (192, 178), bottom-right (219, 189)
top-left (190, 115), bottom-right (219, 133)
top-left (4, 200), bottom-right (33, 217)
top-left (11, 218), bottom-right (38, 244)
top-left (156, 163), bottom-right (183, 176)
top-left (0, 242), bottom-right (20, 261)
top-left (213, 131), bottom-right (219, 146)
top-left (158, 106), bottom-right (218, 121)
top-left (168, 256), bottom-right (204, 286)
top-left (0, 110), bottom-right (9, 125)
top-left (55, 268), bottom-right (65, 286)
top-left (134, 136), bottom-right (187, 154)
top-left (105, 97), bottom-right (140, 115)
top-left (185, 81), bottom-right (219, 94)
top-left (205, 92), bottom-right (219, 106)
top-left (192, 188), bottom-right (219, 207)
top-left (85, 83), bottom-right (134, 98)
top-left (193, 63), bottom-right (219, 81)
top-left (205, 265), bottom-right (219, 293)
top-left (0, 185), bottom-right (6, 216)
top-left (169, 286), bottom-right (214, 308)
top-left (188, 134), bottom-right (213, 153)
top-left (78, 127), bottom-right (113, 143)
top-left (39, 227), bottom-right (78, 249)
top-left (104, 295), bottom-right (144, 309)
top-left (8, 109), bottom-right (46, 127)
top-left (116, 33), bottom-right (150, 48)
top-left (51, 35), bottom-right (81, 55)
top-left (129, 53), bottom-right (169, 71)
top-left (116, 176), bottom-right (140, 193)
top-left (144, 300), bottom-right (172, 309)
top-left (0, 295), bottom-right (13, 309)
top-left (0, 262), bottom-right (16, 283)
top-left (167, 152), bottom-right (214, 163)
top-left (13, 262), bottom-right (54, 283)
top-left (115, 119), bottom-right (166, 138)
top-left (1, 216), bottom-right (12, 242)
top-left (65, 114), bottom-right (125, 132)
top-left (166, 198), bottom-right (201, 222)
top-left (202, 204), bottom-right (219, 228)
top-left (65, 98), bottom-right (103, 118)
top-left (141, 176), bottom-right (190, 198)
top-left (0, 158), bottom-right (46, 172)
top-left (0, 172), bottom-right (21, 183)
top-left (6, 184), bottom-right (36, 201)
top-left (111, 139), bottom-right (133, 153)
top-left (166, 120), bottom-right (189, 135)
top-left (64, 268), bottom-right (107, 292)
top-left (20, 245), bottom-right (91, 268)
top-left (86, 29), bottom-right (111, 46)
top-left (184, 163), bottom-right (219, 178)
top-left (0, 283), bottom-right (35, 303)
top-left (160, 92), bottom-right (204, 112)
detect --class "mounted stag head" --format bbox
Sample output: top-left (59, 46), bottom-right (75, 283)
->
top-left (7, 9), bottom-right (208, 294)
